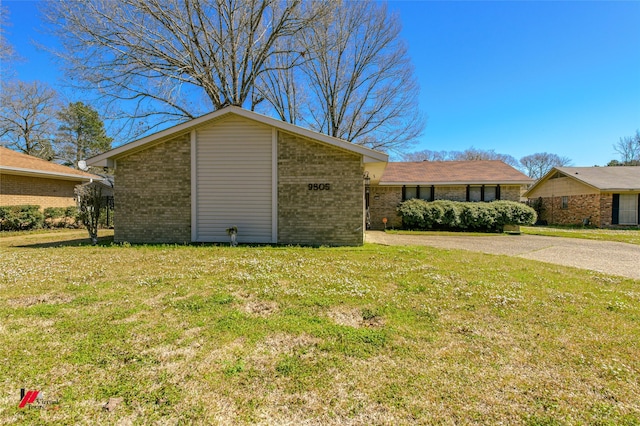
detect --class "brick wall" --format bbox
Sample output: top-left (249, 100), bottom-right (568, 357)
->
top-left (0, 174), bottom-right (80, 208)
top-left (600, 193), bottom-right (613, 227)
top-left (538, 193), bottom-right (601, 226)
top-left (368, 184), bottom-right (525, 230)
top-left (369, 186), bottom-right (402, 230)
top-left (435, 185), bottom-right (467, 201)
top-left (500, 185), bottom-right (523, 202)
top-left (114, 135), bottom-right (191, 243)
top-left (278, 132), bottom-right (364, 246)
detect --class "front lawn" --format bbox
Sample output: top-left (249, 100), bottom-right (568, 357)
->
top-left (1, 230), bottom-right (638, 424)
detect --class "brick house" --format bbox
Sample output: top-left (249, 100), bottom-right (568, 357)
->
top-left (365, 161), bottom-right (533, 230)
top-left (0, 146), bottom-right (98, 209)
top-left (87, 106), bottom-right (388, 246)
top-left (524, 166), bottom-right (640, 227)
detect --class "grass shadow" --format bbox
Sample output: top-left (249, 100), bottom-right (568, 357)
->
top-left (14, 235), bottom-right (115, 248)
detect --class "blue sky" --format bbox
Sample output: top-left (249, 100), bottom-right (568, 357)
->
top-left (4, 1), bottom-right (640, 166)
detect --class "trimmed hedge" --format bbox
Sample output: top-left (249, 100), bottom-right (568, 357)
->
top-left (0, 205), bottom-right (45, 231)
top-left (44, 206), bottom-right (79, 228)
top-left (397, 199), bottom-right (537, 232)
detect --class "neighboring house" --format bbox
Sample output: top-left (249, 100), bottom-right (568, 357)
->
top-left (366, 161), bottom-right (533, 230)
top-left (87, 106), bottom-right (388, 246)
top-left (0, 146), bottom-right (99, 209)
top-left (524, 166), bottom-right (640, 227)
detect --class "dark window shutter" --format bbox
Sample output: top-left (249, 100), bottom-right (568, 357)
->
top-left (431, 185), bottom-right (435, 201)
top-left (496, 185), bottom-right (501, 200)
top-left (416, 185), bottom-right (421, 200)
top-left (612, 194), bottom-right (620, 225)
top-left (402, 185), bottom-right (406, 202)
top-left (480, 185), bottom-right (485, 202)
top-left (466, 185), bottom-right (470, 202)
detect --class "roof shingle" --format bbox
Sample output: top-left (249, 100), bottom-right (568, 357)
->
top-left (0, 146), bottom-right (98, 180)
top-left (553, 166), bottom-right (640, 191)
top-left (379, 161), bottom-right (533, 185)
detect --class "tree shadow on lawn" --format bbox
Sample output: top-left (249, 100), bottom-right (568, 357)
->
top-left (14, 235), bottom-right (115, 248)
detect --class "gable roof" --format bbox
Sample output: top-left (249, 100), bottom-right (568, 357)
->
top-left (378, 160), bottom-right (533, 185)
top-left (525, 166), bottom-right (640, 196)
top-left (87, 106), bottom-right (388, 167)
top-left (0, 146), bottom-right (98, 181)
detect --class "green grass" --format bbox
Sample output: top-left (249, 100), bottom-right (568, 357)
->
top-left (1, 230), bottom-right (639, 424)
top-left (386, 226), bottom-right (640, 246)
top-left (522, 226), bottom-right (640, 245)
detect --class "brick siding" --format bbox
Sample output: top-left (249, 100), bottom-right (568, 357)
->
top-left (435, 185), bottom-right (467, 201)
top-left (369, 186), bottom-right (402, 230)
top-left (500, 185), bottom-right (523, 202)
top-left (278, 132), bottom-right (364, 246)
top-left (600, 193), bottom-right (613, 227)
top-left (0, 174), bottom-right (80, 209)
top-left (368, 184), bottom-right (526, 230)
top-left (538, 193), bottom-right (601, 226)
top-left (114, 135), bottom-right (191, 243)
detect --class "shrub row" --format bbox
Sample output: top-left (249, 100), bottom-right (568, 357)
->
top-left (0, 205), bottom-right (81, 231)
top-left (0, 205), bottom-right (45, 231)
top-left (397, 199), bottom-right (537, 232)
top-left (44, 206), bottom-right (79, 228)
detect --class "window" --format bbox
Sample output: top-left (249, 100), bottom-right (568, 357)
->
top-left (484, 186), bottom-right (497, 202)
top-left (419, 185), bottom-right (434, 201)
top-left (404, 186), bottom-right (417, 201)
top-left (561, 196), bottom-right (568, 209)
top-left (618, 194), bottom-right (639, 225)
top-left (468, 186), bottom-right (482, 202)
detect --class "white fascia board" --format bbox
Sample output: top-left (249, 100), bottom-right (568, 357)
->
top-left (378, 181), bottom-right (533, 186)
top-left (0, 166), bottom-right (97, 181)
top-left (86, 106), bottom-right (389, 167)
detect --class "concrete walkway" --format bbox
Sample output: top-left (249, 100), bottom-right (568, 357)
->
top-left (365, 231), bottom-right (640, 280)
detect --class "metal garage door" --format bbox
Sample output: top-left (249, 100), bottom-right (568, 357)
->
top-left (194, 116), bottom-right (275, 243)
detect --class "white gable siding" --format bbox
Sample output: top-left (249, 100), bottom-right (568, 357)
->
top-left (194, 116), bottom-right (275, 243)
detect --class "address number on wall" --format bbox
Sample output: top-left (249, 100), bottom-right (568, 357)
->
top-left (308, 183), bottom-right (331, 191)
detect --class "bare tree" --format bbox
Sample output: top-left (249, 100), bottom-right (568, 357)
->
top-left (263, 0), bottom-right (423, 152)
top-left (0, 6), bottom-right (20, 77)
top-left (449, 147), bottom-right (519, 167)
top-left (255, 35), bottom-right (308, 124)
top-left (0, 80), bottom-right (60, 159)
top-left (45, 0), bottom-right (316, 133)
top-left (75, 183), bottom-right (104, 245)
top-left (401, 149), bottom-right (448, 162)
top-left (519, 152), bottom-right (572, 180)
top-left (612, 130), bottom-right (640, 166)
top-left (401, 147), bottom-right (519, 167)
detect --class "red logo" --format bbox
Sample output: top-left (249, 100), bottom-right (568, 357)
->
top-left (19, 389), bottom-right (39, 408)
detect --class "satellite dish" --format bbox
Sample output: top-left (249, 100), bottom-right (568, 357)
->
top-left (78, 160), bottom-right (88, 171)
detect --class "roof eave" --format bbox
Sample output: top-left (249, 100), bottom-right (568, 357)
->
top-left (87, 106), bottom-right (388, 166)
top-left (0, 166), bottom-right (97, 181)
top-left (378, 180), bottom-right (532, 186)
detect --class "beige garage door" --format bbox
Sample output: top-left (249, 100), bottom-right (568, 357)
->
top-left (194, 116), bottom-right (275, 243)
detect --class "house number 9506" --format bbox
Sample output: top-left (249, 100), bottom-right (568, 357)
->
top-left (308, 183), bottom-right (330, 190)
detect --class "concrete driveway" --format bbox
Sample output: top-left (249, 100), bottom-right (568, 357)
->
top-left (365, 231), bottom-right (640, 280)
